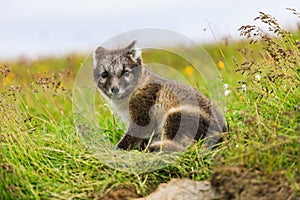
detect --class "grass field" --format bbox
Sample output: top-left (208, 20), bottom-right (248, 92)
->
top-left (1, 11), bottom-right (300, 199)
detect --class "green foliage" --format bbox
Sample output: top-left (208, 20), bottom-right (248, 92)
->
top-left (207, 10), bottom-right (300, 191)
top-left (1, 10), bottom-right (300, 198)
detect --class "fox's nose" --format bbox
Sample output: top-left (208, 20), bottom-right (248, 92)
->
top-left (111, 87), bottom-right (119, 94)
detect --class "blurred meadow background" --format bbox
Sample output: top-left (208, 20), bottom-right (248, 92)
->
top-left (1, 0), bottom-right (300, 199)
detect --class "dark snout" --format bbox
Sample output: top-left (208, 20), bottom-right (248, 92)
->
top-left (111, 86), bottom-right (119, 94)
top-left (109, 76), bottom-right (120, 94)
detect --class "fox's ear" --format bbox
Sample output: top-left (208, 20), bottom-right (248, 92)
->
top-left (126, 40), bottom-right (138, 50)
top-left (94, 46), bottom-right (106, 61)
top-left (126, 40), bottom-right (142, 65)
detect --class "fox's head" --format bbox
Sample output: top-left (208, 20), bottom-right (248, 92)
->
top-left (93, 40), bottom-right (143, 99)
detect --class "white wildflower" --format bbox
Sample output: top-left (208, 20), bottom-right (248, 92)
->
top-left (224, 83), bottom-right (229, 90)
top-left (242, 84), bottom-right (246, 93)
top-left (223, 83), bottom-right (231, 96)
top-left (255, 74), bottom-right (261, 82)
top-left (225, 89), bottom-right (231, 96)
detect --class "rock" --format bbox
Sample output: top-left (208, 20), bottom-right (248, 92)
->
top-left (134, 179), bottom-right (218, 200)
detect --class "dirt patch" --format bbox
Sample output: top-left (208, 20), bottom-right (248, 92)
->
top-left (100, 166), bottom-right (297, 200)
top-left (100, 185), bottom-right (139, 200)
top-left (211, 166), bottom-right (296, 200)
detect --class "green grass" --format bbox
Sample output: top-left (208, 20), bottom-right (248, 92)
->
top-left (1, 11), bottom-right (300, 199)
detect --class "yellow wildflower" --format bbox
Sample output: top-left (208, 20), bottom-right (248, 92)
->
top-left (236, 92), bottom-right (245, 101)
top-left (217, 61), bottom-right (225, 70)
top-left (2, 72), bottom-right (15, 86)
top-left (184, 65), bottom-right (194, 76)
top-left (38, 64), bottom-right (49, 73)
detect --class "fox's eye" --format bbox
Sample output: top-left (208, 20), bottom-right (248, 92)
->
top-left (101, 71), bottom-right (108, 79)
top-left (122, 70), bottom-right (130, 77)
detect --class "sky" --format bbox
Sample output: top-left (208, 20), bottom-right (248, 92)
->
top-left (1, 0), bottom-right (300, 59)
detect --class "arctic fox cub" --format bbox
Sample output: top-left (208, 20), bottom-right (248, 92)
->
top-left (93, 41), bottom-right (226, 152)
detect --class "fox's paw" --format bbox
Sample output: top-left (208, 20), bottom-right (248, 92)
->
top-left (148, 140), bottom-right (185, 152)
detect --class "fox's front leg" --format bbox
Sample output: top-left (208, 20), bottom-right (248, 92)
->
top-left (116, 134), bottom-right (144, 150)
top-left (117, 83), bottom-right (161, 150)
top-left (116, 123), bottom-right (152, 150)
